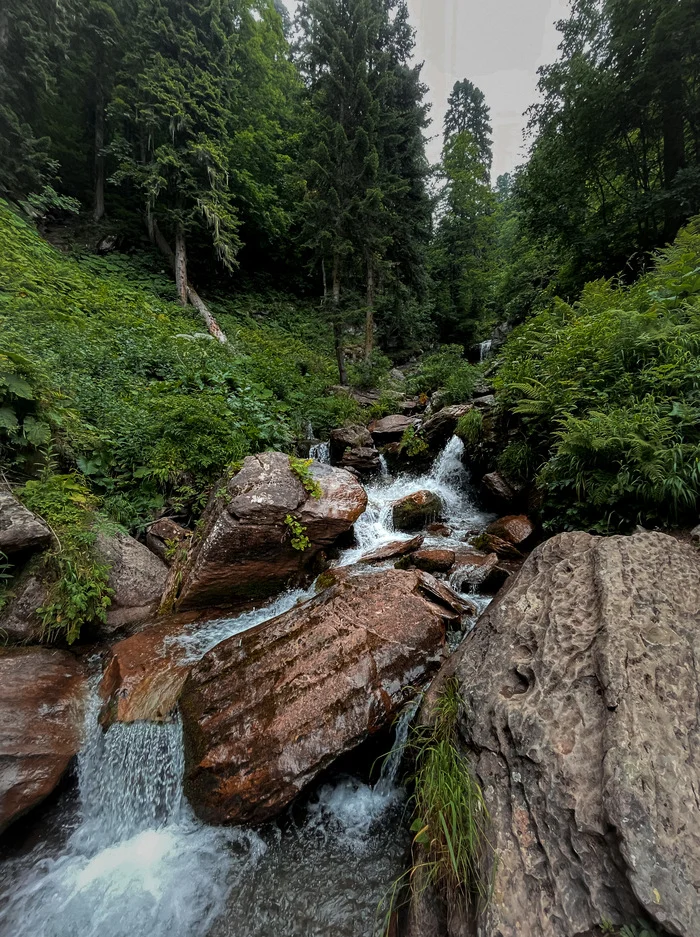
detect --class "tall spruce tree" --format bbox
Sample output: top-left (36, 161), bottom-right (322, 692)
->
top-left (443, 79), bottom-right (493, 175)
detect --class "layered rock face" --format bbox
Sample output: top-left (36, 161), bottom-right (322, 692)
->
top-left (418, 531), bottom-right (700, 937)
top-left (0, 648), bottom-right (87, 833)
top-left (180, 568), bottom-right (469, 826)
top-left (177, 453), bottom-right (367, 610)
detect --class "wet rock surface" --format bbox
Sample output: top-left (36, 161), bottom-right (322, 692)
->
top-left (392, 490), bottom-right (443, 532)
top-left (329, 424), bottom-right (373, 464)
top-left (480, 471), bottom-right (519, 510)
top-left (0, 648), bottom-right (87, 834)
top-left (420, 404), bottom-right (472, 449)
top-left (418, 531), bottom-right (700, 937)
top-left (404, 549), bottom-right (456, 574)
top-left (359, 535), bottom-right (425, 564)
top-left (485, 514), bottom-right (535, 546)
top-left (368, 414), bottom-right (417, 445)
top-left (177, 452), bottom-right (367, 610)
top-left (180, 568), bottom-right (465, 826)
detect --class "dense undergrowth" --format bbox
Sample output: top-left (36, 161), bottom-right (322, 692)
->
top-left (497, 219), bottom-right (700, 532)
top-left (0, 201), bottom-right (359, 531)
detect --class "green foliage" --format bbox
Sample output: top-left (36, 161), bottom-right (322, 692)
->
top-left (497, 441), bottom-right (536, 485)
top-left (601, 920), bottom-right (660, 937)
top-left (19, 474), bottom-right (113, 644)
top-left (497, 220), bottom-right (700, 530)
top-left (398, 426), bottom-right (428, 459)
top-left (0, 202), bottom-right (345, 529)
top-left (347, 351), bottom-right (392, 391)
top-left (289, 456), bottom-right (322, 499)
top-left (381, 680), bottom-right (493, 931)
top-left (284, 514), bottom-right (311, 551)
top-left (456, 409), bottom-right (483, 446)
top-left (408, 345), bottom-right (469, 396)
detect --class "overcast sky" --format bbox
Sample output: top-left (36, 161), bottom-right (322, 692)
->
top-left (282, 0), bottom-right (570, 178)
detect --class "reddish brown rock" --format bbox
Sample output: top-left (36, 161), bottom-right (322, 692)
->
top-left (146, 518), bottom-right (191, 565)
top-left (0, 648), bottom-right (87, 834)
top-left (359, 535), bottom-right (425, 564)
top-left (177, 452), bottom-right (367, 610)
top-left (480, 471), bottom-right (519, 509)
top-left (486, 514), bottom-right (535, 546)
top-left (451, 551), bottom-right (510, 594)
top-left (98, 612), bottom-right (203, 726)
top-left (368, 414), bottom-right (417, 445)
top-left (392, 490), bottom-right (443, 532)
top-left (479, 533), bottom-right (524, 559)
top-left (420, 404), bottom-right (473, 448)
top-left (180, 568), bottom-right (466, 826)
top-left (427, 523), bottom-right (453, 538)
top-left (409, 549), bottom-right (456, 574)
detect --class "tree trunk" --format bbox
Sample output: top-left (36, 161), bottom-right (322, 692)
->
top-left (332, 253), bottom-right (348, 385)
top-left (363, 257), bottom-right (375, 361)
top-left (174, 224), bottom-right (188, 306)
top-left (151, 220), bottom-right (228, 344)
top-left (93, 82), bottom-right (106, 223)
top-left (662, 73), bottom-right (686, 240)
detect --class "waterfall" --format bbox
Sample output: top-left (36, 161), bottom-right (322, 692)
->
top-left (1, 693), bottom-right (264, 937)
top-left (479, 339), bottom-right (493, 362)
top-left (310, 441), bottom-right (331, 464)
top-left (376, 696), bottom-right (422, 793)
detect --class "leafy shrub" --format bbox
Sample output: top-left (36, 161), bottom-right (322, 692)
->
top-left (0, 201), bottom-right (346, 529)
top-left (399, 426), bottom-right (429, 458)
top-left (284, 514), bottom-right (311, 551)
top-left (289, 456), bottom-right (322, 499)
top-left (456, 409), bottom-right (483, 445)
top-left (407, 344), bottom-right (479, 405)
top-left (497, 441), bottom-right (536, 484)
top-left (496, 219), bottom-right (700, 530)
top-left (19, 473), bottom-right (113, 644)
top-left (347, 350), bottom-right (393, 391)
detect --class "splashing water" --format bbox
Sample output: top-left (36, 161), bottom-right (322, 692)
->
top-left (0, 692), bottom-right (264, 937)
top-left (479, 339), bottom-right (493, 362)
top-left (341, 436), bottom-right (491, 564)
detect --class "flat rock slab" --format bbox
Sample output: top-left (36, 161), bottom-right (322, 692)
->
top-left (359, 535), bottom-right (425, 564)
top-left (485, 514), bottom-right (535, 546)
top-left (0, 490), bottom-right (51, 556)
top-left (423, 531), bottom-right (700, 937)
top-left (0, 648), bottom-right (87, 834)
top-left (180, 568), bottom-right (467, 826)
top-left (368, 414), bottom-right (417, 445)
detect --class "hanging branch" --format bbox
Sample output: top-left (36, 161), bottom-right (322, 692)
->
top-left (150, 220), bottom-right (228, 344)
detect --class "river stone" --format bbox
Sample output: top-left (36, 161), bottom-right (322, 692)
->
top-left (420, 404), bottom-right (472, 449)
top-left (359, 534), bottom-right (425, 564)
top-left (96, 529), bottom-right (169, 632)
top-left (0, 647), bottom-right (87, 834)
top-left (329, 424), bottom-right (373, 464)
top-left (0, 489), bottom-right (51, 556)
top-left (407, 549), bottom-right (456, 574)
top-left (340, 446), bottom-right (381, 476)
top-left (414, 531), bottom-right (700, 937)
top-left (368, 414), bottom-right (417, 445)
top-left (485, 514), bottom-right (535, 546)
top-left (480, 471), bottom-right (518, 509)
top-left (392, 490), bottom-right (443, 532)
top-left (180, 568), bottom-right (469, 826)
top-left (177, 452), bottom-right (367, 610)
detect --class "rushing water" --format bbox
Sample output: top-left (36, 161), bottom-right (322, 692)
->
top-left (0, 437), bottom-right (492, 937)
top-left (479, 339), bottom-right (493, 362)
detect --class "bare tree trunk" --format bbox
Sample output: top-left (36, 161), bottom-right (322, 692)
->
top-left (332, 252), bottom-right (348, 385)
top-left (93, 82), bottom-right (106, 222)
top-left (363, 256), bottom-right (375, 361)
top-left (321, 258), bottom-right (328, 301)
top-left (151, 219), bottom-right (228, 344)
top-left (174, 224), bottom-right (188, 306)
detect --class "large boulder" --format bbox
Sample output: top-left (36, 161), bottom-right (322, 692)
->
top-left (420, 404), bottom-right (472, 449)
top-left (451, 551), bottom-right (509, 595)
top-left (329, 424), bottom-right (373, 464)
top-left (0, 489), bottom-right (51, 557)
top-left (404, 549), bottom-right (456, 574)
top-left (415, 532), bottom-right (700, 937)
top-left (485, 514), bottom-right (535, 546)
top-left (0, 648), bottom-right (87, 834)
top-left (145, 517), bottom-right (191, 565)
top-left (177, 453), bottom-right (367, 610)
top-left (0, 566), bottom-right (47, 643)
top-left (180, 568), bottom-right (469, 826)
top-left (96, 529), bottom-right (169, 632)
top-left (480, 471), bottom-right (519, 510)
top-left (368, 414), bottom-right (417, 446)
top-left (392, 490), bottom-right (443, 532)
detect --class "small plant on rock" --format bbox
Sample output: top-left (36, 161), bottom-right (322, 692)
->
top-left (285, 514), bottom-right (311, 551)
top-left (399, 426), bottom-right (429, 458)
top-left (456, 409), bottom-right (483, 445)
top-left (289, 457), bottom-right (323, 499)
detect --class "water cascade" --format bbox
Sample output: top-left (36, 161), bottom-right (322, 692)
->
top-left (0, 437), bottom-right (493, 937)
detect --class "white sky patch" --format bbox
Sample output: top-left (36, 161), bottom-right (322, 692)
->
top-left (282, 0), bottom-right (569, 179)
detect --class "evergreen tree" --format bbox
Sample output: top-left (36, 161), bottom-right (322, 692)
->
top-left (444, 79), bottom-right (493, 176)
